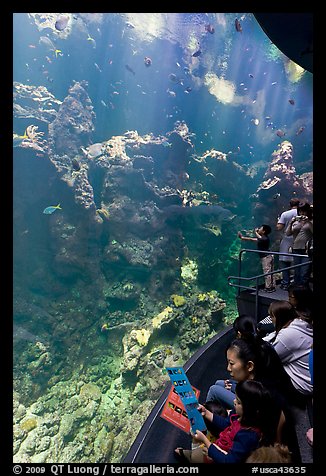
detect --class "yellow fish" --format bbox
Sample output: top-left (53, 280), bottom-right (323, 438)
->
top-left (13, 129), bottom-right (28, 147)
top-left (43, 204), bottom-right (62, 215)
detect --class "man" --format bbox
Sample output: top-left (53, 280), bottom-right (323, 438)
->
top-left (276, 198), bottom-right (300, 290)
top-left (238, 224), bottom-right (275, 292)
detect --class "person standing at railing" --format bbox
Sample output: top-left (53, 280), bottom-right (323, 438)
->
top-left (238, 224), bottom-right (275, 293)
top-left (285, 201), bottom-right (313, 286)
top-left (276, 198), bottom-right (300, 290)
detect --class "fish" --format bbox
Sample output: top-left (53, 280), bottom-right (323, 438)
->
top-left (13, 324), bottom-right (40, 343)
top-left (288, 99), bottom-right (295, 105)
top-left (192, 49), bottom-right (201, 57)
top-left (235, 18), bottom-right (242, 32)
top-left (144, 56), bottom-right (152, 66)
top-left (200, 224), bottom-right (221, 236)
top-left (125, 64), bottom-right (136, 75)
top-left (163, 204), bottom-right (233, 222)
top-left (86, 35), bottom-right (96, 48)
top-left (71, 158), bottom-right (81, 171)
top-left (13, 130), bottom-right (28, 147)
top-left (55, 15), bottom-right (69, 31)
top-left (273, 193), bottom-right (281, 199)
top-left (276, 129), bottom-right (285, 137)
top-left (296, 126), bottom-right (305, 135)
top-left (101, 323), bottom-right (109, 333)
top-left (205, 24), bottom-right (215, 34)
top-left (39, 36), bottom-right (56, 51)
top-left (162, 140), bottom-right (172, 147)
top-left (82, 143), bottom-right (104, 159)
top-left (43, 204), bottom-right (62, 214)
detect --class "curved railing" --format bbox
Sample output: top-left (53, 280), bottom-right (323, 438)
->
top-left (228, 249), bottom-right (313, 319)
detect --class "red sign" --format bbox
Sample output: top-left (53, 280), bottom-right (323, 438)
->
top-left (160, 385), bottom-right (200, 433)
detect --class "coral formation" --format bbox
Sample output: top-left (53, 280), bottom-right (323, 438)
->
top-left (171, 294), bottom-right (186, 307)
top-left (13, 76), bottom-right (312, 463)
top-left (131, 329), bottom-right (151, 347)
top-left (20, 418), bottom-right (38, 432)
top-left (181, 258), bottom-right (198, 286)
top-left (252, 140), bottom-right (313, 224)
top-left (151, 307), bottom-right (173, 329)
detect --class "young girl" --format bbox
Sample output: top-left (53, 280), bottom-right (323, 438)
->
top-left (174, 380), bottom-right (277, 463)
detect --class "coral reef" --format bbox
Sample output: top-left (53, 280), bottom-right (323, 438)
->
top-left (13, 79), bottom-right (312, 463)
top-left (171, 294), bottom-right (186, 307)
top-left (13, 82), bottom-right (62, 124)
top-left (251, 140), bottom-right (313, 225)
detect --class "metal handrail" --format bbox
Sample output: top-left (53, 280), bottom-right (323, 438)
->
top-left (227, 248), bottom-right (312, 320)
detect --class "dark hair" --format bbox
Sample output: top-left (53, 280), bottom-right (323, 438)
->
top-left (204, 400), bottom-right (228, 437)
top-left (226, 337), bottom-right (263, 379)
top-left (268, 301), bottom-right (297, 338)
top-left (204, 401), bottom-right (228, 418)
top-left (233, 314), bottom-right (258, 339)
top-left (227, 337), bottom-right (291, 416)
top-left (227, 335), bottom-right (288, 386)
top-left (287, 284), bottom-right (313, 323)
top-left (297, 201), bottom-right (313, 219)
top-left (235, 380), bottom-right (277, 445)
top-left (289, 198), bottom-right (300, 208)
top-left (261, 224), bottom-right (271, 235)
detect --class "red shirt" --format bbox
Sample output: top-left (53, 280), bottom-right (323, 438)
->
top-left (216, 414), bottom-right (261, 452)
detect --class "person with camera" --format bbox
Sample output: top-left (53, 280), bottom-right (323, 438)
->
top-left (285, 201), bottom-right (313, 286)
top-left (276, 198), bottom-right (300, 290)
top-left (238, 224), bottom-right (275, 292)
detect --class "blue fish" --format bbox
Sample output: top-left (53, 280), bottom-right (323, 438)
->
top-left (43, 204), bottom-right (62, 214)
top-left (192, 49), bottom-right (201, 57)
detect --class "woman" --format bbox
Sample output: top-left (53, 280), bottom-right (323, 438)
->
top-left (206, 322), bottom-right (292, 407)
top-left (263, 300), bottom-right (313, 403)
top-left (285, 201), bottom-right (313, 286)
top-left (287, 283), bottom-right (313, 323)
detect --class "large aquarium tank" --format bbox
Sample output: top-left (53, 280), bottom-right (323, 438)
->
top-left (13, 13), bottom-right (313, 463)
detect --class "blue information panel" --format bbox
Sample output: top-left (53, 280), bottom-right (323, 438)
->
top-left (166, 367), bottom-right (207, 434)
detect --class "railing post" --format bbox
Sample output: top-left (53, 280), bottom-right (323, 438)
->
top-left (238, 250), bottom-right (243, 296)
top-left (255, 278), bottom-right (259, 321)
